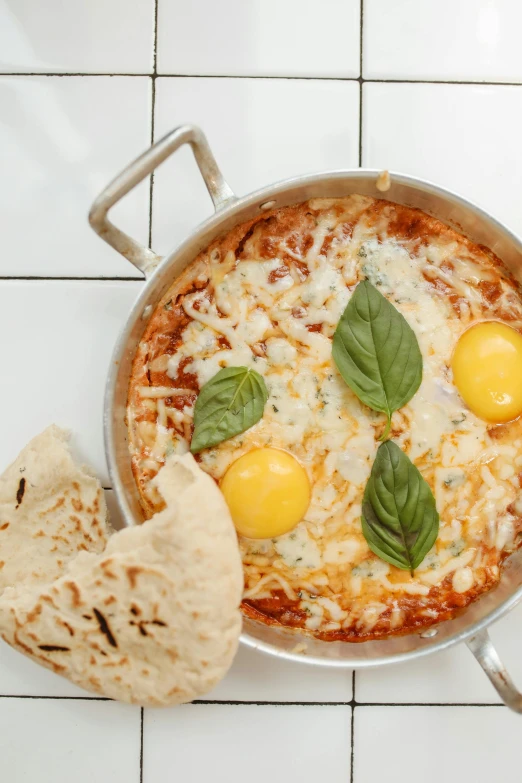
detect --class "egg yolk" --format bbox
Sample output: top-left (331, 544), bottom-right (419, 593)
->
top-left (220, 448), bottom-right (311, 539)
top-left (451, 321), bottom-right (522, 423)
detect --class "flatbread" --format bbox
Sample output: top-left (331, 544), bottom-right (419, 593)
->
top-left (0, 425), bottom-right (111, 594)
top-left (0, 453), bottom-right (243, 706)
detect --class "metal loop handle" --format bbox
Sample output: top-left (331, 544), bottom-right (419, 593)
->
top-left (467, 630), bottom-right (522, 712)
top-left (89, 124), bottom-right (236, 277)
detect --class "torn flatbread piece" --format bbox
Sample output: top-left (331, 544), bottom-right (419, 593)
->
top-left (0, 453), bottom-right (243, 706)
top-left (0, 425), bottom-right (111, 594)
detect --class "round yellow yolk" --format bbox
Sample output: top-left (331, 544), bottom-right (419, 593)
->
top-left (451, 321), bottom-right (522, 423)
top-left (220, 448), bottom-right (311, 539)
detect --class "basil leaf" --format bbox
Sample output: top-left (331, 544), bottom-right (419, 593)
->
top-left (190, 366), bottom-right (268, 453)
top-left (361, 441), bottom-right (439, 574)
top-left (332, 280), bottom-right (422, 438)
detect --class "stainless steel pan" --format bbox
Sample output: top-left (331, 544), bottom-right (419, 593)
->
top-left (89, 124), bottom-right (522, 712)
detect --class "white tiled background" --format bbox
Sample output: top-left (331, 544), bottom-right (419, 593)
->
top-left (1, 0), bottom-right (522, 780)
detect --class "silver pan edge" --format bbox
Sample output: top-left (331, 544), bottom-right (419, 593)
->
top-left (89, 125), bottom-right (522, 709)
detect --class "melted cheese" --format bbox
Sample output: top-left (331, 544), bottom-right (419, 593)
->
top-left (128, 195), bottom-right (522, 640)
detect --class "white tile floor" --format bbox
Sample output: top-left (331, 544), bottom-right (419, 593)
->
top-left (0, 0), bottom-right (155, 74)
top-left (363, 0), bottom-right (522, 82)
top-left (0, 76), bottom-right (151, 278)
top-left (145, 704), bottom-right (351, 782)
top-left (1, 1), bottom-right (522, 781)
top-left (0, 282), bottom-right (141, 484)
top-left (157, 0), bottom-right (361, 77)
top-left (354, 704), bottom-right (522, 781)
top-left (0, 699), bottom-right (141, 783)
top-left (152, 76), bottom-right (360, 254)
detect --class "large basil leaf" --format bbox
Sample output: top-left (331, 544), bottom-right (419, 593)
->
top-left (362, 441), bottom-right (439, 574)
top-left (190, 366), bottom-right (268, 453)
top-left (332, 280), bottom-right (422, 438)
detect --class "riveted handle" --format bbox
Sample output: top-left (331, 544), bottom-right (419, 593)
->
top-left (467, 629), bottom-right (522, 713)
top-left (89, 124), bottom-right (236, 277)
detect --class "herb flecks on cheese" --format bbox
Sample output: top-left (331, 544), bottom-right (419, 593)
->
top-left (128, 196), bottom-right (522, 641)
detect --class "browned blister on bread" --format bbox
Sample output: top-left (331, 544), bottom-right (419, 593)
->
top-left (0, 425), bottom-right (111, 594)
top-left (0, 453), bottom-right (243, 706)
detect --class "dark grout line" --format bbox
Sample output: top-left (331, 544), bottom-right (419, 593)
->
top-left (359, 0), bottom-right (364, 80)
top-left (147, 0), bottom-right (159, 251)
top-left (358, 84), bottom-right (363, 167)
top-left (350, 705), bottom-right (355, 783)
top-left (358, 1), bottom-right (364, 167)
top-left (358, 0), bottom-right (364, 166)
top-left (3, 72), bottom-right (522, 87)
top-left (0, 276), bottom-right (143, 282)
top-left (0, 695), bottom-right (111, 700)
top-left (140, 707), bottom-right (144, 783)
top-left (148, 77), bottom-right (156, 250)
top-left (154, 73), bottom-right (361, 81)
top-left (0, 694), bottom-right (505, 707)
top-left (0, 72), bottom-right (152, 77)
top-left (191, 699), bottom-right (505, 707)
top-left (365, 78), bottom-right (522, 87)
top-left (192, 700), bottom-right (352, 706)
top-left (0, 71), bottom-right (359, 82)
top-left (354, 702), bottom-right (505, 707)
top-left (152, 0), bottom-right (159, 73)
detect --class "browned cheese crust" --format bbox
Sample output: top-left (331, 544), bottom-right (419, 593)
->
top-left (127, 195), bottom-right (522, 642)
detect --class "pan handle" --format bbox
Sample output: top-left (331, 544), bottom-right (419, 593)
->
top-left (467, 629), bottom-right (522, 713)
top-left (89, 124), bottom-right (236, 277)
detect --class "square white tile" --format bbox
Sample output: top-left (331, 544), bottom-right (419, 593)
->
top-left (152, 77), bottom-right (360, 255)
top-left (0, 281), bottom-right (141, 486)
top-left (356, 644), bottom-right (493, 705)
top-left (157, 0), bottom-right (360, 77)
top-left (354, 705), bottom-right (519, 783)
top-left (357, 601), bottom-right (522, 705)
top-left (0, 76), bottom-right (151, 277)
top-left (0, 698), bottom-right (140, 783)
top-left (0, 0), bottom-right (154, 74)
top-left (363, 0), bottom-right (522, 82)
top-left (363, 82), bottom-right (522, 237)
top-left (207, 645), bottom-right (352, 702)
top-left (144, 704), bottom-right (351, 782)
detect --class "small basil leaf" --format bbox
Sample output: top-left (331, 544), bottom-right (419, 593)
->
top-left (190, 366), bottom-right (268, 453)
top-left (361, 441), bottom-right (439, 574)
top-left (332, 280), bottom-right (422, 437)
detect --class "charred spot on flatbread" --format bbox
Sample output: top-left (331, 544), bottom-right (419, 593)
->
top-left (0, 452), bottom-right (242, 707)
